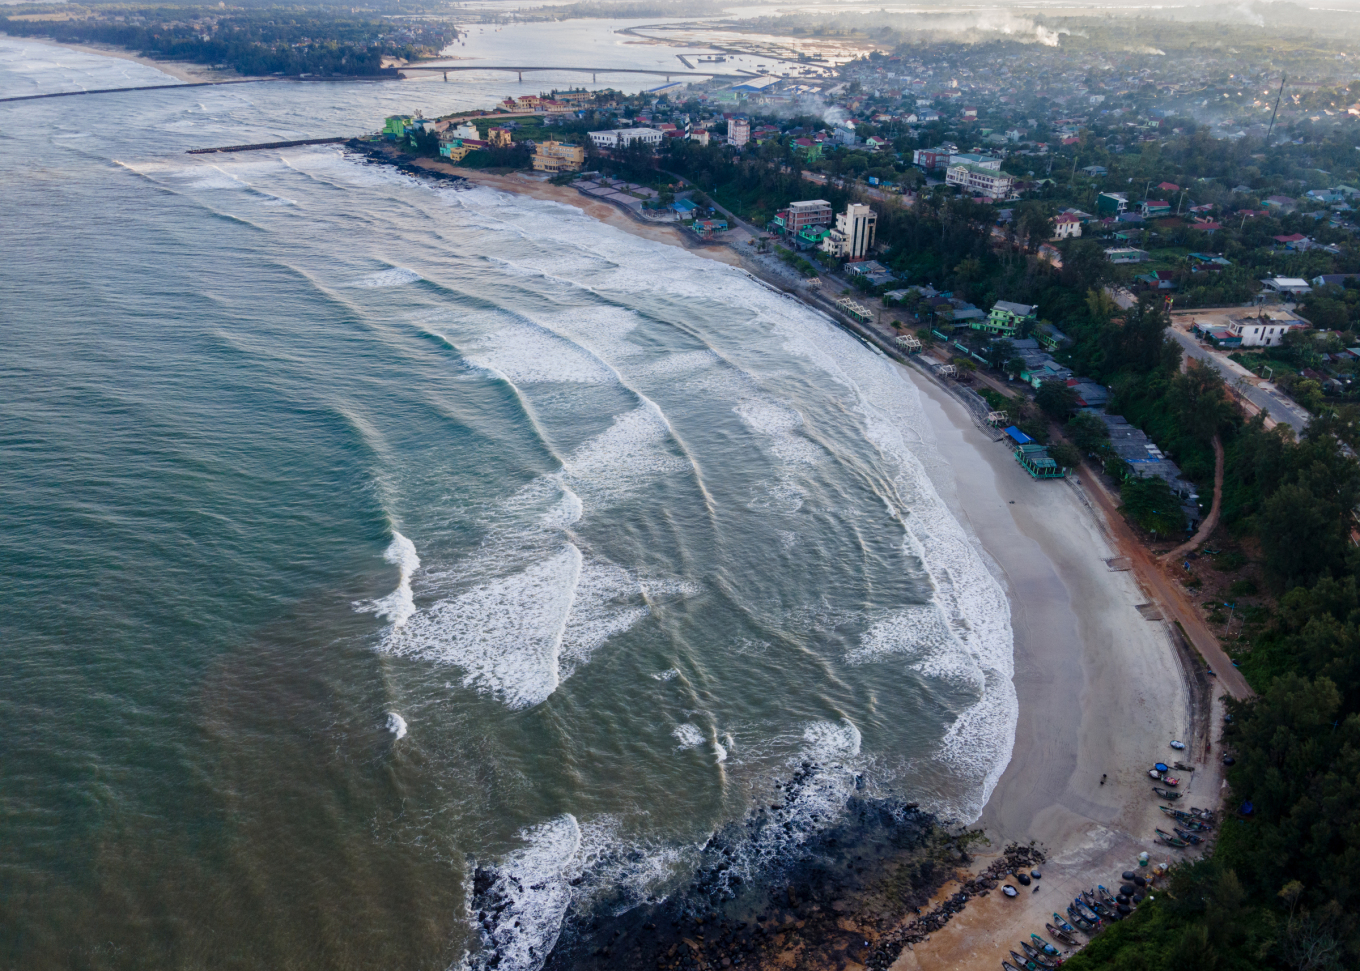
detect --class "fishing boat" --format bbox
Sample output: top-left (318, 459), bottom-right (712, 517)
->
top-left (1072, 898), bottom-right (1101, 923)
top-left (1003, 963), bottom-right (1027, 971)
top-left (1152, 786), bottom-right (1182, 800)
top-left (1019, 941), bottom-right (1058, 967)
top-left (1010, 950), bottom-right (1041, 971)
top-left (1051, 913), bottom-right (1078, 935)
top-left (1096, 885), bottom-right (1116, 905)
top-left (1031, 933), bottom-right (1060, 956)
top-left (1046, 922), bottom-right (1078, 946)
top-left (1066, 906), bottom-right (1096, 932)
top-left (1156, 828), bottom-right (1189, 848)
top-left (1174, 827), bottom-right (1204, 844)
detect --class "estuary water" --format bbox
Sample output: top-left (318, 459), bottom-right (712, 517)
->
top-left (0, 38), bottom-right (1013, 970)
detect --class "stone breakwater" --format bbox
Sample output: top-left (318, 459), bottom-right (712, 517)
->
top-left (863, 843), bottom-right (1048, 971)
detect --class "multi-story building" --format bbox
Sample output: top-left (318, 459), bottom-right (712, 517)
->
top-left (782, 200), bottom-right (833, 235)
top-left (689, 129), bottom-right (710, 146)
top-left (981, 300), bottom-right (1037, 337)
top-left (532, 140), bottom-right (585, 173)
top-left (486, 127), bottom-right (513, 149)
top-left (588, 128), bottom-right (665, 149)
top-left (1096, 192), bottom-right (1128, 216)
top-left (727, 116), bottom-right (750, 148)
top-left (820, 203), bottom-right (877, 260)
top-left (912, 146), bottom-right (954, 170)
top-left (948, 153), bottom-right (1001, 171)
top-left (438, 138), bottom-right (473, 162)
top-left (944, 163), bottom-right (1014, 200)
top-left (1053, 213), bottom-right (1082, 239)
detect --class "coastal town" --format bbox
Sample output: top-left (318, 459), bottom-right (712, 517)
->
top-left (9, 3), bottom-right (1360, 970)
top-left (358, 31), bottom-right (1360, 971)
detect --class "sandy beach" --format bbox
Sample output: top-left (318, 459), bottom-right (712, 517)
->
top-left (17, 36), bottom-right (226, 84)
top-left (349, 156), bottom-right (1230, 968)
top-left (473, 167), bottom-right (1229, 967)
top-left (888, 372), bottom-right (1226, 970)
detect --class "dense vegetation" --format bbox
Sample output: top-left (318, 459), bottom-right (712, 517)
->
top-left (0, 6), bottom-right (458, 76)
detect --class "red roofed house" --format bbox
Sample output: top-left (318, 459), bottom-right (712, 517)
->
top-left (1053, 213), bottom-right (1082, 239)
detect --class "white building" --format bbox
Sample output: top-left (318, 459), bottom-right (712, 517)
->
top-left (820, 203), bottom-right (877, 260)
top-left (1227, 314), bottom-right (1306, 347)
top-left (588, 128), bottom-right (665, 149)
top-left (689, 129), bottom-right (710, 147)
top-left (948, 152), bottom-right (1002, 171)
top-left (453, 122), bottom-right (480, 141)
top-left (1053, 213), bottom-right (1082, 239)
top-left (1260, 276), bottom-right (1313, 297)
top-left (945, 163), bottom-right (1014, 200)
top-left (727, 117), bottom-right (750, 148)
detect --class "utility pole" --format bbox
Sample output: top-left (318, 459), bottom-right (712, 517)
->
top-left (1266, 74), bottom-right (1286, 144)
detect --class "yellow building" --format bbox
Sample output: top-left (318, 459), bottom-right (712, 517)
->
top-left (487, 127), bottom-right (513, 148)
top-left (532, 140), bottom-right (585, 173)
top-left (439, 138), bottom-right (473, 162)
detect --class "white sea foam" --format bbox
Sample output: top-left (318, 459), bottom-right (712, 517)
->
top-left (466, 815), bottom-right (582, 971)
top-left (733, 397), bottom-right (821, 466)
top-left (356, 531), bottom-right (420, 628)
top-left (386, 711), bottom-right (408, 740)
top-left (463, 318), bottom-right (616, 385)
top-left (802, 718), bottom-right (863, 758)
top-left (672, 724), bottom-right (704, 749)
top-left (714, 738), bottom-right (728, 763)
top-left (465, 814), bottom-right (692, 971)
top-left (386, 545), bottom-right (582, 710)
top-left (651, 668), bottom-right (680, 682)
top-left (350, 267), bottom-right (421, 288)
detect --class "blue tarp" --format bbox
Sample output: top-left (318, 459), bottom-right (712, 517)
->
top-left (1005, 426), bottom-right (1033, 445)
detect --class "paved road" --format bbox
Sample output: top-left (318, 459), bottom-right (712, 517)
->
top-left (1167, 327), bottom-right (1311, 435)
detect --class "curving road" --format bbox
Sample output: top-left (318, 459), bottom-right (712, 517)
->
top-left (1167, 325), bottom-right (1311, 435)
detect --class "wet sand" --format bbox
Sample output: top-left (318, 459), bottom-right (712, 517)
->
top-left (19, 36), bottom-right (227, 84)
top-left (889, 376), bottom-right (1223, 971)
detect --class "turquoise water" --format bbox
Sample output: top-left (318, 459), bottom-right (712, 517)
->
top-left (0, 38), bottom-right (1013, 971)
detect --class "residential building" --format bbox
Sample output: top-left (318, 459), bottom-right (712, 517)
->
top-left (727, 116), bottom-right (750, 148)
top-left (1104, 247), bottom-right (1150, 264)
top-left (1053, 213), bottom-right (1082, 239)
top-left (453, 122), bottom-right (480, 141)
top-left (820, 203), bottom-right (877, 260)
top-left (912, 146), bottom-right (955, 170)
top-left (983, 300), bottom-right (1037, 337)
top-left (1260, 276), bottom-right (1313, 297)
top-left (438, 139), bottom-right (473, 162)
top-left (783, 200), bottom-right (833, 234)
top-left (1140, 200), bottom-right (1171, 217)
top-left (944, 163), bottom-right (1014, 199)
top-left (588, 128), bottom-right (665, 149)
top-left (1096, 191), bottom-right (1128, 216)
top-left (689, 129), bottom-right (710, 147)
top-left (1313, 274), bottom-right (1360, 287)
top-left (1226, 313), bottom-right (1306, 347)
top-left (486, 127), bottom-right (513, 148)
top-left (532, 140), bottom-right (585, 173)
top-left (949, 153), bottom-right (1001, 171)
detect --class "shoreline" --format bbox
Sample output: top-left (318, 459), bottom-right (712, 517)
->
top-left (434, 165), bottom-right (1220, 968)
top-left (13, 35), bottom-right (230, 84)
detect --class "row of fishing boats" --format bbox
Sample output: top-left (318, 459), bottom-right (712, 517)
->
top-left (1155, 804), bottom-right (1216, 848)
top-left (1000, 882), bottom-right (1147, 970)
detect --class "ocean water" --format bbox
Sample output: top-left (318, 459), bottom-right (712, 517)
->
top-left (0, 38), bottom-right (1014, 971)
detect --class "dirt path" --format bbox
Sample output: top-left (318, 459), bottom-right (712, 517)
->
top-left (1161, 435), bottom-right (1224, 563)
top-left (1075, 460), bottom-right (1252, 700)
